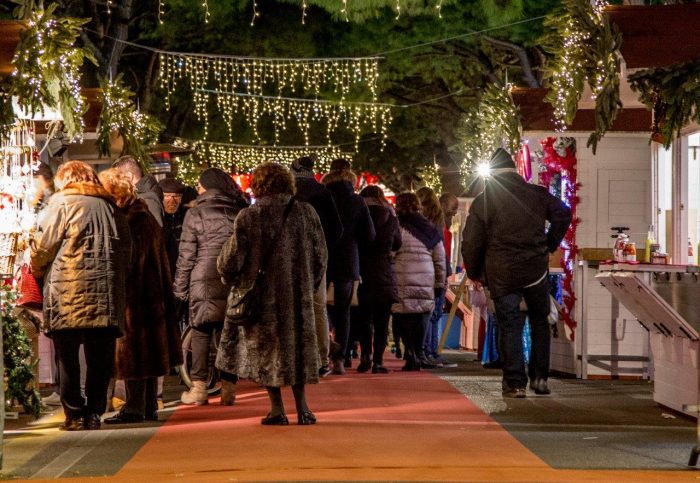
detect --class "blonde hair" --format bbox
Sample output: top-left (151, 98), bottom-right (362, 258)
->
top-left (99, 168), bottom-right (137, 208)
top-left (416, 186), bottom-right (444, 227)
top-left (55, 161), bottom-right (100, 190)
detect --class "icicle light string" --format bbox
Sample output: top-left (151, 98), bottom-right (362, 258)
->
top-left (203, 90), bottom-right (393, 148)
top-left (158, 52), bottom-right (381, 108)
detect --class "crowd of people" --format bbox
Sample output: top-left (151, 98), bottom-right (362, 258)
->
top-left (28, 146), bottom-right (571, 431)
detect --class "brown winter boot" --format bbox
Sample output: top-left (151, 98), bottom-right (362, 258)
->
top-left (220, 380), bottom-right (236, 406)
top-left (181, 380), bottom-right (208, 405)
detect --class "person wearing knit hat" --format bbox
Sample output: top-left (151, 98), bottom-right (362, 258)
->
top-left (461, 148), bottom-right (572, 399)
top-left (158, 177), bottom-right (187, 278)
top-left (291, 156), bottom-right (342, 376)
top-left (174, 167), bottom-right (249, 406)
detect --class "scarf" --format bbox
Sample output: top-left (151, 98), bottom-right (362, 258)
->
top-left (398, 211), bottom-right (441, 250)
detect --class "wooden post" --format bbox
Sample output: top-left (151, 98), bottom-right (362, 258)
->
top-left (438, 276), bottom-right (468, 353)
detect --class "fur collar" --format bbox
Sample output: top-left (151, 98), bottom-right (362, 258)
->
top-left (61, 182), bottom-right (114, 201)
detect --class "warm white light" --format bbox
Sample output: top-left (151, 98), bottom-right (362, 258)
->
top-left (476, 162), bottom-right (491, 178)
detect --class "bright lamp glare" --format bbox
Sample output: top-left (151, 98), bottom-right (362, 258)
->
top-left (476, 162), bottom-right (491, 178)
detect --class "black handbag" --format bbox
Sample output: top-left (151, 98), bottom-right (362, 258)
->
top-left (226, 199), bottom-right (294, 326)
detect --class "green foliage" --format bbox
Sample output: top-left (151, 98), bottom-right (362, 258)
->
top-left (459, 82), bottom-right (521, 177)
top-left (541, 0), bottom-right (622, 153)
top-left (419, 162), bottom-right (443, 193)
top-left (291, 0), bottom-right (456, 22)
top-left (479, 0), bottom-right (524, 27)
top-left (629, 60), bottom-right (700, 149)
top-left (0, 78), bottom-right (15, 142)
top-left (1, 284), bottom-right (41, 419)
top-left (97, 75), bottom-right (164, 172)
top-left (10, 0), bottom-right (44, 20)
top-left (11, 3), bottom-right (96, 140)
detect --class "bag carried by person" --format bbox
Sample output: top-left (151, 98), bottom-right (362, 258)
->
top-left (226, 200), bottom-right (294, 327)
top-left (16, 264), bottom-right (43, 309)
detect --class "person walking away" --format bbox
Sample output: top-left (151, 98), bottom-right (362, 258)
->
top-left (291, 156), bottom-right (343, 377)
top-left (322, 160), bottom-right (375, 374)
top-left (174, 168), bottom-right (248, 406)
top-left (97, 169), bottom-right (182, 424)
top-left (356, 185), bottom-right (401, 373)
top-left (416, 187), bottom-right (447, 369)
top-left (112, 155), bottom-right (164, 226)
top-left (392, 192), bottom-right (446, 371)
top-left (461, 148), bottom-right (572, 398)
top-left (216, 163), bottom-right (327, 425)
top-left (31, 161), bottom-right (131, 431)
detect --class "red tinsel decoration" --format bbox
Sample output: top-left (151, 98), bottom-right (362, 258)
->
top-left (540, 137), bottom-right (581, 338)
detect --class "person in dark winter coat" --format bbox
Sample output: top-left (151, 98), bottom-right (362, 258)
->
top-left (174, 168), bottom-right (249, 406)
top-left (392, 192), bottom-right (446, 372)
top-left (322, 164), bottom-right (376, 375)
top-left (31, 161), bottom-right (131, 431)
top-left (98, 169), bottom-right (183, 424)
top-left (355, 185), bottom-right (401, 373)
top-left (461, 148), bottom-right (572, 398)
top-left (159, 177), bottom-right (187, 277)
top-left (291, 157), bottom-right (343, 376)
top-left (216, 163), bottom-right (327, 425)
top-left (112, 155), bottom-right (164, 227)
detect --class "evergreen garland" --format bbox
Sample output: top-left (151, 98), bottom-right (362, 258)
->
top-left (97, 75), bottom-right (164, 173)
top-left (1, 284), bottom-right (41, 419)
top-left (629, 60), bottom-right (700, 149)
top-left (11, 3), bottom-right (96, 141)
top-left (419, 162), bottom-right (443, 193)
top-left (0, 79), bottom-right (15, 143)
top-left (541, 0), bottom-right (622, 153)
top-left (459, 82), bottom-right (521, 178)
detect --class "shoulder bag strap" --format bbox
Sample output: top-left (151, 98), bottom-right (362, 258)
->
top-left (258, 199), bottom-right (295, 276)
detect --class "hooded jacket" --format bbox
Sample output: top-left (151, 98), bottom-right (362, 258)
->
top-left (173, 188), bottom-right (248, 327)
top-left (30, 182), bottom-right (132, 335)
top-left (461, 171), bottom-right (572, 298)
top-left (136, 175), bottom-right (164, 227)
top-left (323, 175), bottom-right (376, 282)
top-left (392, 214), bottom-right (446, 314)
top-left (358, 201), bottom-right (402, 304)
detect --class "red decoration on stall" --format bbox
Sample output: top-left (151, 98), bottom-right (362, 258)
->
top-left (516, 142), bottom-right (532, 182)
top-left (540, 137), bottom-right (581, 338)
top-left (232, 174), bottom-right (252, 192)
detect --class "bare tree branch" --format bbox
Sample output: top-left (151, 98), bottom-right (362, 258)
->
top-left (482, 36), bottom-right (541, 88)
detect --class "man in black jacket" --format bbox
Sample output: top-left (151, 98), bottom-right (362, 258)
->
top-left (291, 157), bottom-right (343, 376)
top-left (113, 156), bottom-right (164, 227)
top-left (462, 148), bottom-right (572, 398)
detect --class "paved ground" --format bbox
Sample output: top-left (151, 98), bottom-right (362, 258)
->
top-left (0, 351), bottom-right (698, 481)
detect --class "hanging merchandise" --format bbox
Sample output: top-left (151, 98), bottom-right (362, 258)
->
top-left (540, 136), bottom-right (580, 338)
top-left (515, 141), bottom-right (532, 182)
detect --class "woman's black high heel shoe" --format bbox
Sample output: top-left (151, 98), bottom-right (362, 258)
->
top-left (297, 409), bottom-right (316, 425)
top-left (261, 413), bottom-right (289, 425)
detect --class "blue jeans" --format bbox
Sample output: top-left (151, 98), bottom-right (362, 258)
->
top-left (424, 288), bottom-right (445, 358)
top-left (492, 277), bottom-right (551, 390)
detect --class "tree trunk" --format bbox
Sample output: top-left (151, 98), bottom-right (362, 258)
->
top-left (100, 0), bottom-right (133, 78)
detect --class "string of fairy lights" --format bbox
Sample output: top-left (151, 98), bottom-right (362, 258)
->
top-left (174, 138), bottom-right (350, 175)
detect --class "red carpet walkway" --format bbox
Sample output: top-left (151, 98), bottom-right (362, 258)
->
top-left (95, 360), bottom-right (697, 482)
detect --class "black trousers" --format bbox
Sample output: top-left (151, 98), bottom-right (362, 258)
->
top-left (191, 324), bottom-right (221, 382)
top-left (356, 299), bottom-right (392, 365)
top-left (327, 280), bottom-right (354, 361)
top-left (392, 312), bottom-right (430, 364)
top-left (52, 328), bottom-right (116, 418)
top-left (122, 377), bottom-right (158, 417)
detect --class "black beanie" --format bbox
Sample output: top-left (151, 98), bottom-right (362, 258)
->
top-left (489, 148), bottom-right (516, 170)
top-left (291, 156), bottom-right (314, 173)
top-left (199, 168), bottom-right (241, 198)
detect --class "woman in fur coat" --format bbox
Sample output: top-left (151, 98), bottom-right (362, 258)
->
top-left (98, 169), bottom-right (182, 424)
top-left (216, 163), bottom-right (327, 425)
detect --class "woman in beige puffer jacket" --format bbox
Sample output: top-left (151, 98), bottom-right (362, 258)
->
top-left (392, 192), bottom-right (446, 371)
